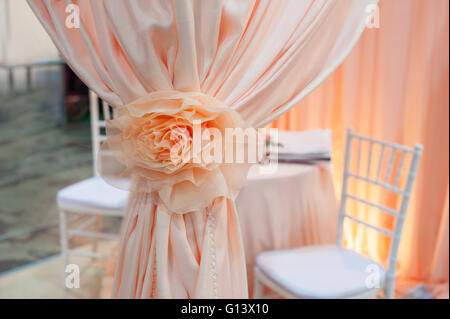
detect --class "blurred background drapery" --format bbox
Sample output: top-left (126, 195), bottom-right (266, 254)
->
top-left (270, 0), bottom-right (449, 297)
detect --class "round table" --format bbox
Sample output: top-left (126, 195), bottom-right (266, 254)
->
top-left (235, 163), bottom-right (338, 294)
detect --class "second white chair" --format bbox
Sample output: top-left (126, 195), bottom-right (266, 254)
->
top-left (253, 128), bottom-right (423, 299)
top-left (57, 91), bottom-right (129, 288)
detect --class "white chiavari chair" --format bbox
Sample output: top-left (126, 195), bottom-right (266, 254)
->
top-left (57, 91), bottom-right (128, 288)
top-left (253, 128), bottom-right (423, 299)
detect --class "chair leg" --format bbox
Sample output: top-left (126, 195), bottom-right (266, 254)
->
top-left (26, 66), bottom-right (32, 91)
top-left (92, 215), bottom-right (102, 256)
top-left (384, 278), bottom-right (395, 299)
top-left (59, 208), bottom-right (68, 290)
top-left (253, 268), bottom-right (264, 299)
top-left (8, 68), bottom-right (14, 92)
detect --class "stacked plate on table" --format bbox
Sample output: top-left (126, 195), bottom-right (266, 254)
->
top-left (275, 152), bottom-right (331, 162)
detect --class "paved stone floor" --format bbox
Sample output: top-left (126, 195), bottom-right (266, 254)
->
top-left (0, 69), bottom-right (94, 273)
top-left (0, 241), bottom-right (116, 299)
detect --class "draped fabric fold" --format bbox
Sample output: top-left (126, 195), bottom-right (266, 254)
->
top-left (28, 0), bottom-right (377, 298)
top-left (115, 194), bottom-right (247, 298)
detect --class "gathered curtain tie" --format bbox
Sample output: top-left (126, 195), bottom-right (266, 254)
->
top-left (98, 90), bottom-right (256, 214)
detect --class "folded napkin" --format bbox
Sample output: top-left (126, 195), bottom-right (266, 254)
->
top-left (271, 129), bottom-right (331, 155)
top-left (268, 129), bottom-right (333, 171)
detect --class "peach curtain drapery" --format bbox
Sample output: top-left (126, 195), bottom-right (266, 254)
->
top-left (28, 0), bottom-right (376, 298)
top-left (27, 0), bottom-right (377, 127)
top-left (271, 0), bottom-right (449, 297)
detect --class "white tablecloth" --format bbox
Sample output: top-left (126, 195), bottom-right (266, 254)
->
top-left (236, 163), bottom-right (338, 294)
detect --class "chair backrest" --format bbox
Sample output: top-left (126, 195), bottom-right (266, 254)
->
top-left (336, 128), bottom-right (422, 296)
top-left (89, 90), bottom-right (114, 176)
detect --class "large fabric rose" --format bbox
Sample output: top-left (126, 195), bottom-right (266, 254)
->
top-left (98, 91), bottom-right (253, 214)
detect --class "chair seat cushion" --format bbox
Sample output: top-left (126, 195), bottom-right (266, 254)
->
top-left (57, 177), bottom-right (129, 211)
top-left (256, 245), bottom-right (385, 298)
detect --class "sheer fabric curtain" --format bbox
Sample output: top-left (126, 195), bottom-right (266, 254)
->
top-left (28, 0), bottom-right (376, 298)
top-left (271, 0), bottom-right (449, 298)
